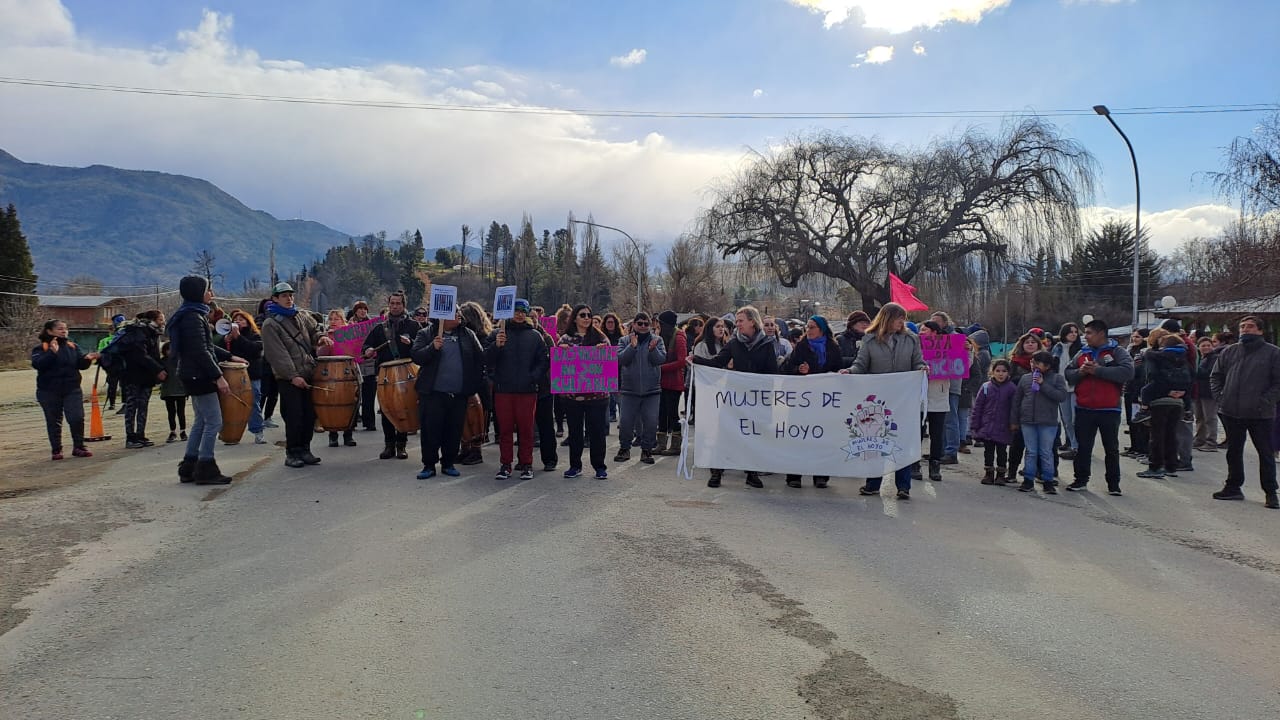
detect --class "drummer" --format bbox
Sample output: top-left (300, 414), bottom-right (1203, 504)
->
top-left (362, 291), bottom-right (423, 461)
top-left (261, 282), bottom-right (333, 469)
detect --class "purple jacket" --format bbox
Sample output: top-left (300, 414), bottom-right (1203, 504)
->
top-left (970, 378), bottom-right (1018, 445)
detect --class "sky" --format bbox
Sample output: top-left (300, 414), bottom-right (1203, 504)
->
top-left (1, 0), bottom-right (1276, 263)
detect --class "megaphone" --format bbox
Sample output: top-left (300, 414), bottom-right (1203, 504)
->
top-left (215, 318), bottom-right (233, 335)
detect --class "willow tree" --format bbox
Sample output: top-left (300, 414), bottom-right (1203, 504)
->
top-left (700, 118), bottom-right (1096, 311)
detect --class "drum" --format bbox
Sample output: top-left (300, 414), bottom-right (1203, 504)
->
top-left (377, 358), bottom-right (420, 433)
top-left (462, 393), bottom-right (486, 444)
top-left (313, 355), bottom-right (359, 431)
top-left (218, 362), bottom-right (253, 444)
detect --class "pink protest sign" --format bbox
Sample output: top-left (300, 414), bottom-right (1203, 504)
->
top-left (921, 333), bottom-right (970, 380)
top-left (540, 316), bottom-right (559, 337)
top-left (330, 316), bottom-right (384, 358)
top-left (550, 346), bottom-right (619, 394)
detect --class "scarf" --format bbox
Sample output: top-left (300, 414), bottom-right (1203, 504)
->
top-left (166, 300), bottom-right (210, 356)
top-left (266, 300), bottom-right (298, 318)
top-left (809, 335), bottom-right (829, 368)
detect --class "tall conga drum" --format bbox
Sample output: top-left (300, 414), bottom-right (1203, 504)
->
top-left (377, 358), bottom-right (420, 433)
top-left (463, 393), bottom-right (486, 445)
top-left (313, 355), bottom-right (359, 431)
top-left (218, 362), bottom-right (253, 444)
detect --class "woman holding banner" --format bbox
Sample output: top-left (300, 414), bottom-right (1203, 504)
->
top-left (557, 304), bottom-right (612, 479)
top-left (689, 306), bottom-right (777, 489)
top-left (846, 302), bottom-right (927, 500)
top-left (781, 315), bottom-right (844, 488)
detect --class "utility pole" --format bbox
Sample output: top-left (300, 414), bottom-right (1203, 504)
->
top-left (269, 239), bottom-right (277, 285)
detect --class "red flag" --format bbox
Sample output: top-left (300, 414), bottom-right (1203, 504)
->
top-left (889, 273), bottom-right (928, 312)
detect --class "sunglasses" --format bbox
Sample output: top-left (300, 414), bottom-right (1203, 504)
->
top-left (578, 312), bottom-right (593, 319)
top-left (633, 321), bottom-right (649, 327)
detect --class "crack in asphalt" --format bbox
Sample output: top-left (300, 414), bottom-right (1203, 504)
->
top-left (615, 532), bottom-right (960, 720)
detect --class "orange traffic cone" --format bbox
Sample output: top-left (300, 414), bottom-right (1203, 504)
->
top-left (85, 382), bottom-right (112, 442)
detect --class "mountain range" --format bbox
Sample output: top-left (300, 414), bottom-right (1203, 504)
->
top-left (0, 149), bottom-right (351, 292)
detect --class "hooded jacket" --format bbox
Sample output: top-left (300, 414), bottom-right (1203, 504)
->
top-left (168, 277), bottom-right (230, 396)
top-left (970, 377), bottom-right (1017, 445)
top-left (618, 332), bottom-right (667, 395)
top-left (691, 328), bottom-right (778, 375)
top-left (1014, 366), bottom-right (1069, 425)
top-left (1065, 341), bottom-right (1134, 411)
top-left (31, 337), bottom-right (93, 394)
top-left (1210, 335), bottom-right (1280, 419)
top-left (657, 328), bottom-right (688, 391)
top-left (484, 321), bottom-right (548, 394)
top-left (960, 330), bottom-right (991, 410)
top-left (118, 319), bottom-right (166, 387)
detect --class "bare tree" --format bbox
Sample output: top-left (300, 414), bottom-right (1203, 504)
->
top-left (661, 234), bottom-right (723, 312)
top-left (61, 274), bottom-right (105, 296)
top-left (700, 118), bottom-right (1096, 311)
top-left (1209, 111), bottom-right (1280, 215)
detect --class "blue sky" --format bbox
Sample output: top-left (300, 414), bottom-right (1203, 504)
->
top-left (2, 0), bottom-right (1277, 255)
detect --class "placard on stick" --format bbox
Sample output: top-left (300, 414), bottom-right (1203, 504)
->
top-left (493, 286), bottom-right (517, 320)
top-left (429, 285), bottom-right (458, 320)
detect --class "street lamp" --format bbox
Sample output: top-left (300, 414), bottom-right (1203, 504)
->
top-left (569, 219), bottom-right (643, 314)
top-left (1093, 104), bottom-right (1142, 327)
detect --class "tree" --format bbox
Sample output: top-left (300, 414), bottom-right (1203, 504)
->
top-left (460, 224), bottom-right (472, 275)
top-left (661, 234), bottom-right (722, 312)
top-left (1063, 220), bottom-right (1162, 310)
top-left (700, 118), bottom-right (1096, 311)
top-left (191, 249), bottom-right (222, 288)
top-left (0, 204), bottom-right (37, 327)
top-left (434, 247), bottom-right (459, 266)
top-left (1167, 218), bottom-right (1280, 299)
top-left (512, 214), bottom-right (539, 300)
top-left (1210, 111), bottom-right (1280, 215)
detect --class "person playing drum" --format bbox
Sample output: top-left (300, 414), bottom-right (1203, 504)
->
top-left (362, 291), bottom-right (423, 460)
top-left (261, 282), bottom-right (333, 468)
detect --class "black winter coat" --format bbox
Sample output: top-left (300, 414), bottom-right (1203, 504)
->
top-left (692, 332), bottom-right (778, 375)
top-left (782, 336), bottom-right (844, 375)
top-left (483, 321), bottom-right (549, 394)
top-left (169, 309), bottom-right (230, 396)
top-left (225, 329), bottom-right (265, 381)
top-left (363, 314), bottom-right (424, 369)
top-left (118, 321), bottom-right (166, 387)
top-left (31, 339), bottom-right (93, 394)
top-left (411, 325), bottom-right (484, 397)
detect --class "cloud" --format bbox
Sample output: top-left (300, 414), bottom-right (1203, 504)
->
top-left (912, 41), bottom-right (927, 55)
top-left (853, 45), bottom-right (895, 66)
top-left (788, 0), bottom-right (1012, 34)
top-left (609, 48), bottom-right (647, 68)
top-left (0, 6), bottom-right (741, 256)
top-left (1081, 204), bottom-right (1240, 255)
top-left (0, 0), bottom-right (74, 46)
top-left (752, 88), bottom-right (765, 99)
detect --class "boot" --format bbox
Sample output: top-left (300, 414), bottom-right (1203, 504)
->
top-left (785, 474), bottom-right (802, 488)
top-left (928, 460), bottom-right (942, 482)
top-left (813, 476), bottom-right (829, 489)
top-left (343, 431), bottom-right (357, 447)
top-left (328, 432), bottom-right (339, 447)
top-left (458, 445), bottom-right (484, 465)
top-left (910, 462), bottom-right (922, 482)
top-left (654, 432), bottom-right (668, 455)
top-left (1004, 466), bottom-right (1019, 483)
top-left (193, 459), bottom-right (232, 485)
top-left (993, 467), bottom-right (1009, 486)
top-left (980, 466), bottom-right (996, 485)
top-left (1266, 491), bottom-right (1279, 509)
top-left (395, 442), bottom-right (408, 459)
top-left (284, 450), bottom-right (306, 468)
top-left (379, 443), bottom-right (396, 460)
top-left (178, 456), bottom-right (197, 483)
top-left (707, 469), bottom-right (723, 488)
top-left (659, 432), bottom-right (682, 455)
top-left (745, 471), bottom-right (763, 488)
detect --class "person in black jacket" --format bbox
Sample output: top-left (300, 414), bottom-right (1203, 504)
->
top-left (117, 310), bottom-right (167, 449)
top-left (781, 315), bottom-right (843, 488)
top-left (224, 309), bottom-right (268, 445)
top-left (31, 319), bottom-right (100, 460)
top-left (362, 291), bottom-right (423, 460)
top-left (484, 299), bottom-right (549, 481)
top-left (837, 310), bottom-right (871, 369)
top-left (167, 276), bottom-right (238, 485)
top-left (410, 313), bottom-right (484, 479)
top-left (689, 305), bottom-right (778, 488)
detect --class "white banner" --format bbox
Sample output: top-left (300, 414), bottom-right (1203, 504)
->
top-left (689, 366), bottom-right (926, 477)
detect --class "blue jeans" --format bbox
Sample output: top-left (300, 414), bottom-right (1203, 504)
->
top-left (958, 407), bottom-right (971, 445)
top-left (864, 465), bottom-right (913, 492)
top-left (249, 379), bottom-right (264, 434)
top-left (1058, 395), bottom-right (1077, 450)
top-left (618, 394), bottom-right (659, 450)
top-left (1021, 423), bottom-right (1058, 484)
top-left (185, 392), bottom-right (223, 460)
top-left (945, 393), bottom-right (960, 455)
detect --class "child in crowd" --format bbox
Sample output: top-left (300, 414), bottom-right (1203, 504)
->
top-left (1012, 350), bottom-right (1069, 494)
top-left (970, 359), bottom-right (1017, 485)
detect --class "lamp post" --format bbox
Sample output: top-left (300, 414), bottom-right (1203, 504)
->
top-left (570, 219), bottom-right (643, 314)
top-left (1093, 104), bottom-right (1142, 327)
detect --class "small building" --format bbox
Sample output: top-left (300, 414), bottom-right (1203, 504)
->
top-left (1154, 293), bottom-right (1280, 342)
top-left (37, 295), bottom-right (133, 347)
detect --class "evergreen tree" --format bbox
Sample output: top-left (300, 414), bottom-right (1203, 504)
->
top-left (513, 214), bottom-right (539, 300)
top-left (0, 204), bottom-right (38, 326)
top-left (1064, 220), bottom-right (1162, 309)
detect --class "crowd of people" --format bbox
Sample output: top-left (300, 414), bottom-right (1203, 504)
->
top-left (29, 278), bottom-right (1280, 509)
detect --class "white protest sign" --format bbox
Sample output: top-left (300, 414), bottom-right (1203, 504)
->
top-left (690, 367), bottom-right (925, 477)
top-left (493, 285), bottom-right (518, 320)
top-left (429, 285), bottom-right (458, 320)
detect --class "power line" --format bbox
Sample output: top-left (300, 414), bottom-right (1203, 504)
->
top-left (0, 76), bottom-right (1275, 120)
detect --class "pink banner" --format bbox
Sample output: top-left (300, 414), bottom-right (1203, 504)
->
top-left (921, 333), bottom-right (969, 380)
top-left (540, 316), bottom-right (559, 337)
top-left (330, 316), bottom-right (384, 358)
top-left (550, 346), bottom-right (619, 394)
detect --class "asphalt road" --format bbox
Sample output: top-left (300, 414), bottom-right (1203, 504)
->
top-left (2, 427), bottom-right (1277, 720)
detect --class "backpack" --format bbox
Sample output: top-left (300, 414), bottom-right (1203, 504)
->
top-left (1153, 352), bottom-right (1191, 392)
top-left (97, 330), bottom-right (130, 372)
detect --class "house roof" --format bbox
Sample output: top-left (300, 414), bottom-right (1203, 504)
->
top-left (37, 295), bottom-right (130, 308)
top-left (1154, 293), bottom-right (1280, 317)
